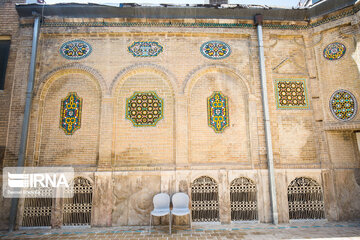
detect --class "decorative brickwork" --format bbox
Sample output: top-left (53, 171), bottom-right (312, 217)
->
top-left (275, 79), bottom-right (309, 109)
top-left (60, 92), bottom-right (82, 135)
top-left (323, 42), bottom-right (346, 60)
top-left (329, 89), bottom-right (357, 121)
top-left (207, 91), bottom-right (229, 133)
top-left (8, 0), bottom-right (360, 226)
top-left (128, 41), bottom-right (163, 57)
top-left (200, 41), bottom-right (231, 59)
top-left (126, 91), bottom-right (164, 127)
top-left (60, 40), bottom-right (92, 59)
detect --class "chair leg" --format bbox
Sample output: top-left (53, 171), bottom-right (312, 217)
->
top-left (169, 214), bottom-right (172, 234)
top-left (149, 215), bottom-right (152, 233)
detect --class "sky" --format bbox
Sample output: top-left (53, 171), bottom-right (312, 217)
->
top-left (44, 0), bottom-right (302, 8)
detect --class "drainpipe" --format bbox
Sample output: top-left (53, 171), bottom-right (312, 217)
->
top-left (9, 12), bottom-right (41, 232)
top-left (255, 14), bottom-right (278, 225)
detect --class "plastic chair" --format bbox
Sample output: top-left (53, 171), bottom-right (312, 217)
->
top-left (150, 193), bottom-right (171, 234)
top-left (171, 192), bottom-right (192, 231)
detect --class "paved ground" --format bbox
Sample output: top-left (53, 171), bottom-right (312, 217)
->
top-left (1, 221), bottom-right (360, 239)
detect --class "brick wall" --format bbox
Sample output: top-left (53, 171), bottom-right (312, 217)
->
top-left (0, 0), bottom-right (25, 169)
top-left (1, 2), bottom-right (360, 228)
top-left (0, 0), bottom-right (26, 231)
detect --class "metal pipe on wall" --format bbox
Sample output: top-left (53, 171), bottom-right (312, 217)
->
top-left (254, 14), bottom-right (278, 225)
top-left (9, 12), bottom-right (41, 232)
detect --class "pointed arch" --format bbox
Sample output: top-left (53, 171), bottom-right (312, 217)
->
top-left (63, 176), bottom-right (93, 226)
top-left (182, 64), bottom-right (251, 96)
top-left (191, 176), bottom-right (219, 222)
top-left (230, 177), bottom-right (258, 221)
top-left (288, 177), bottom-right (325, 220)
top-left (31, 65), bottom-right (102, 166)
top-left (186, 64), bottom-right (252, 165)
top-left (35, 63), bottom-right (108, 98)
top-left (110, 63), bottom-right (178, 97)
top-left (111, 63), bottom-right (177, 167)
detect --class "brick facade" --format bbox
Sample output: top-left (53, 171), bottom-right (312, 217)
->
top-left (0, 0), bottom-right (360, 230)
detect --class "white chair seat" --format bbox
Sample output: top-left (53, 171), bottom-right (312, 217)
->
top-left (151, 209), bottom-right (170, 217)
top-left (171, 208), bottom-right (190, 216)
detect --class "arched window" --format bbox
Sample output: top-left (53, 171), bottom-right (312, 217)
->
top-left (230, 177), bottom-right (258, 221)
top-left (63, 177), bottom-right (93, 226)
top-left (191, 176), bottom-right (219, 222)
top-left (288, 177), bottom-right (325, 220)
top-left (22, 188), bottom-right (53, 227)
top-left (22, 198), bottom-right (52, 227)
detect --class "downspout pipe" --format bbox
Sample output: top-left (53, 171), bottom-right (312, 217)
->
top-left (8, 12), bottom-right (41, 232)
top-left (255, 14), bottom-right (279, 225)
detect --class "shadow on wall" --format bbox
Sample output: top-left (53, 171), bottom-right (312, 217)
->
top-left (0, 153), bottom-right (11, 230)
top-left (0, 192), bottom-right (10, 231)
top-left (1, 147), bottom-right (18, 168)
top-left (355, 168), bottom-right (360, 187)
top-left (0, 146), bottom-right (4, 168)
top-left (0, 147), bottom-right (19, 231)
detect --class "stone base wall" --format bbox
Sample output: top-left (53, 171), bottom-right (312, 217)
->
top-left (14, 168), bottom-right (360, 228)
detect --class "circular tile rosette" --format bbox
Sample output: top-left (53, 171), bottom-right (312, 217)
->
top-left (60, 40), bottom-right (92, 59)
top-left (200, 41), bottom-right (231, 59)
top-left (323, 42), bottom-right (346, 60)
top-left (329, 89), bottom-right (357, 121)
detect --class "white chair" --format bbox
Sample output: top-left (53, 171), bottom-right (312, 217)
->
top-left (171, 192), bottom-right (192, 231)
top-left (150, 193), bottom-right (171, 234)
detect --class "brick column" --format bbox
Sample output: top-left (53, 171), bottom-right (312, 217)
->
top-left (175, 94), bottom-right (189, 167)
top-left (97, 97), bottom-right (114, 170)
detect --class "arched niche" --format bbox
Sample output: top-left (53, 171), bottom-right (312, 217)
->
top-left (186, 67), bottom-right (251, 165)
top-left (32, 68), bottom-right (102, 166)
top-left (112, 66), bottom-right (175, 167)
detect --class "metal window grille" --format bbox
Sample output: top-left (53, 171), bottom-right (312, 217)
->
top-left (191, 176), bottom-right (219, 222)
top-left (22, 197), bottom-right (52, 227)
top-left (230, 177), bottom-right (258, 221)
top-left (288, 177), bottom-right (325, 220)
top-left (63, 177), bottom-right (93, 226)
top-left (22, 188), bottom-right (53, 227)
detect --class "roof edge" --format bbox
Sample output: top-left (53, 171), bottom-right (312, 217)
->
top-left (15, 0), bottom-right (357, 22)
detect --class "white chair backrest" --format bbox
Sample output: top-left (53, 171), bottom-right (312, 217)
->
top-left (153, 193), bottom-right (170, 209)
top-left (172, 192), bottom-right (189, 209)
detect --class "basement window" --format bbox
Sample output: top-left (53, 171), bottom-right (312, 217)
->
top-left (0, 40), bottom-right (11, 90)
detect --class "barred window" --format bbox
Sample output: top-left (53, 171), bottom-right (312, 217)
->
top-left (22, 187), bottom-right (53, 227)
top-left (191, 176), bottom-right (219, 222)
top-left (63, 177), bottom-right (93, 226)
top-left (22, 198), bottom-right (52, 227)
top-left (230, 177), bottom-right (258, 221)
top-left (288, 177), bottom-right (325, 220)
